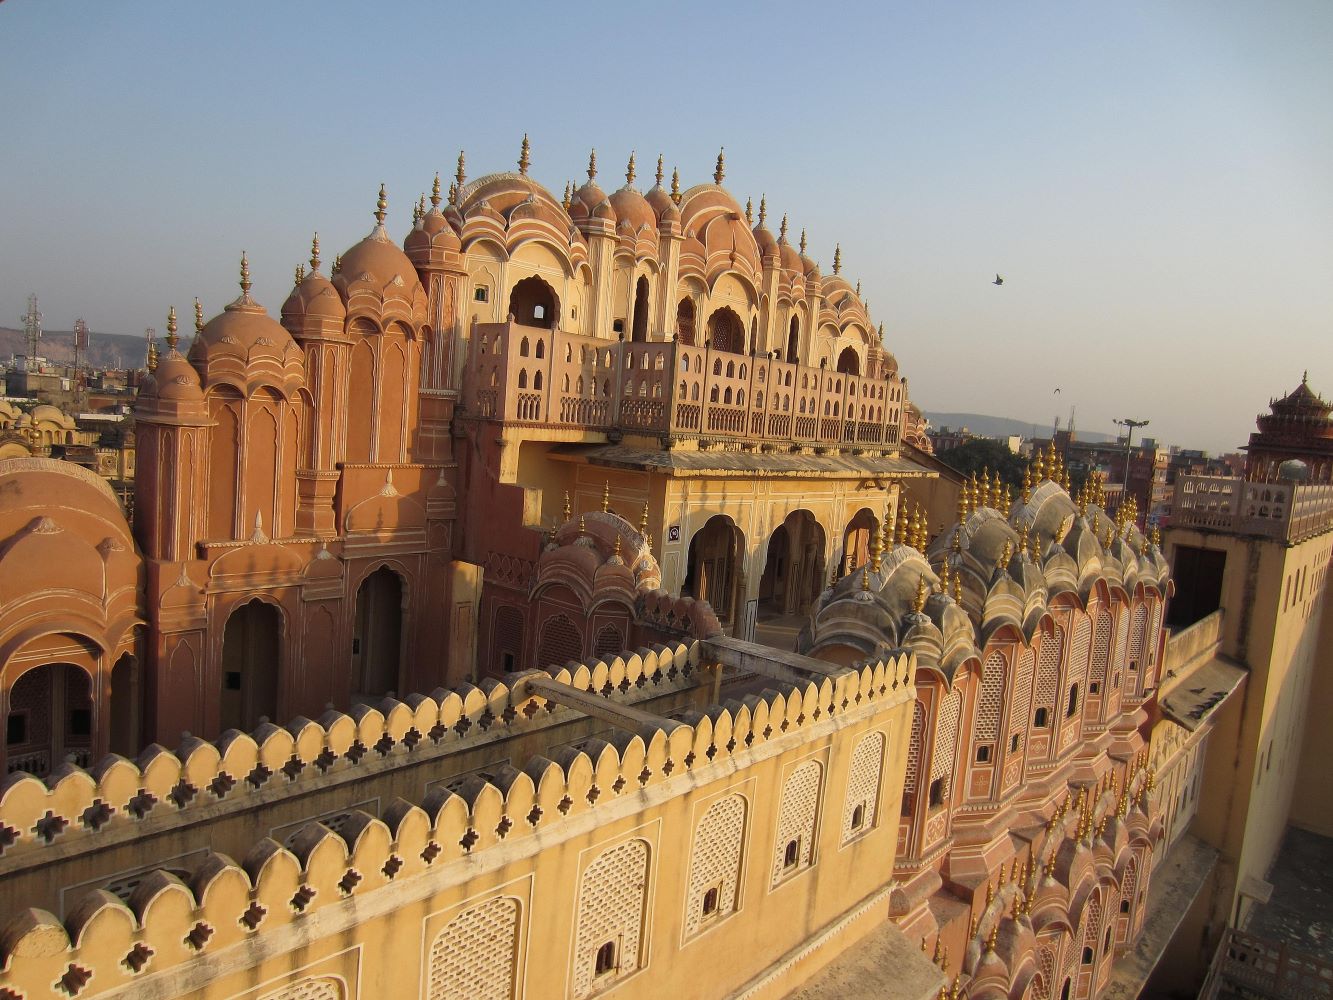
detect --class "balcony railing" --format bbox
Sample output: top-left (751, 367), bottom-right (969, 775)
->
top-left (462, 320), bottom-right (907, 451)
top-left (1200, 928), bottom-right (1333, 999)
top-left (1172, 475), bottom-right (1333, 544)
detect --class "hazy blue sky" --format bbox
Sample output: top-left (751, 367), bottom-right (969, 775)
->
top-left (3, 1), bottom-right (1330, 453)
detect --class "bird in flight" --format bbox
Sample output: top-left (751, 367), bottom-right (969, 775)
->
top-left (993, 274), bottom-right (1004, 286)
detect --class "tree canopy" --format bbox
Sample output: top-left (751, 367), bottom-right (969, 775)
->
top-left (936, 439), bottom-right (1029, 488)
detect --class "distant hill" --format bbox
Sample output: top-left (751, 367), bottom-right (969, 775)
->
top-left (923, 411), bottom-right (1119, 444)
top-left (0, 326), bottom-right (155, 370)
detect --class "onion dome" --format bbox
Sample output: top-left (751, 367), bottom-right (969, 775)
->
top-left (137, 306), bottom-right (203, 403)
top-left (569, 148), bottom-right (611, 221)
top-left (534, 505), bottom-right (662, 599)
top-left (608, 152), bottom-right (656, 234)
top-left (404, 173), bottom-right (462, 266)
top-left (751, 196), bottom-right (778, 258)
top-left (777, 215), bottom-right (803, 273)
top-left (332, 185), bottom-right (424, 300)
top-left (644, 154), bottom-right (675, 221)
top-left (189, 253), bottom-right (302, 388)
top-left (281, 233), bottom-right (347, 340)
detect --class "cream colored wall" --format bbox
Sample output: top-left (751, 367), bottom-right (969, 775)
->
top-left (1291, 591), bottom-right (1333, 835)
top-left (0, 653), bottom-right (916, 1000)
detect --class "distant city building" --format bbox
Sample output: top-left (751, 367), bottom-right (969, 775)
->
top-left (1243, 372), bottom-right (1333, 482)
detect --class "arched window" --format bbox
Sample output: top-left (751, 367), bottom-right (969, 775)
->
top-left (517, 369), bottom-right (528, 389)
top-left (519, 337), bottom-right (530, 357)
top-left (535, 339), bottom-right (545, 359)
top-left (676, 297), bottom-right (696, 346)
top-left (508, 275), bottom-right (559, 328)
top-left (534, 371), bottom-right (543, 390)
top-left (723, 388), bottom-right (732, 404)
top-left (631, 276), bottom-right (650, 342)
top-left (787, 317), bottom-right (800, 363)
top-left (563, 374), bottom-right (571, 392)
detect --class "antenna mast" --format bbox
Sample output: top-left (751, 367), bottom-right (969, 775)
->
top-left (20, 294), bottom-right (41, 361)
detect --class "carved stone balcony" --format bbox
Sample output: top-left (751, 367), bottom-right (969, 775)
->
top-left (1172, 475), bottom-right (1333, 544)
top-left (462, 320), bottom-right (907, 451)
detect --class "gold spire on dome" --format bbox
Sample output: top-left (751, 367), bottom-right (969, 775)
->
top-left (832, 244), bottom-right (842, 274)
top-left (639, 502), bottom-right (650, 537)
top-left (1030, 528), bottom-right (1043, 562)
top-left (993, 470), bottom-right (1004, 508)
top-left (953, 572), bottom-right (962, 603)
top-left (1062, 465), bottom-right (1072, 493)
top-left (1017, 521), bottom-right (1030, 556)
top-left (757, 195), bottom-right (766, 226)
top-left (870, 516), bottom-right (884, 572)
top-left (165, 305), bottom-right (178, 352)
top-left (562, 182), bottom-right (572, 212)
top-left (601, 480), bottom-right (611, 513)
top-left (332, 253), bottom-right (342, 276)
top-left (1151, 525), bottom-right (1161, 548)
top-left (779, 214), bottom-right (789, 244)
top-left (455, 150), bottom-right (467, 190)
top-left (562, 491), bottom-right (572, 521)
top-left (579, 514), bottom-right (586, 535)
top-left (713, 147), bottom-right (725, 185)
top-left (1021, 463), bottom-right (1032, 504)
top-left (937, 558), bottom-right (950, 595)
top-left (310, 232), bottom-right (321, 273)
top-left (1002, 480), bottom-right (1012, 513)
top-left (193, 297), bottom-right (203, 336)
top-left (294, 264), bottom-right (304, 286)
top-left (374, 184), bottom-right (388, 227)
top-left (881, 504), bottom-right (892, 554)
top-left (412, 196), bottom-right (423, 223)
top-left (624, 150), bottom-right (636, 186)
top-left (613, 533), bottom-right (622, 558)
top-left (1000, 540), bottom-right (1012, 571)
top-left (670, 166), bottom-right (682, 204)
top-left (980, 467), bottom-right (992, 508)
top-left (431, 173), bottom-right (442, 208)
top-left (956, 486), bottom-right (968, 522)
top-left (855, 279), bottom-right (862, 297)
top-left (239, 251), bottom-right (252, 296)
top-left (518, 134), bottom-right (531, 176)
top-left (861, 566), bottom-right (870, 592)
top-left (1046, 440), bottom-right (1058, 478)
top-left (745, 197), bottom-right (754, 226)
top-left (913, 574), bottom-right (928, 613)
top-left (655, 153), bottom-right (664, 187)
top-left (587, 148), bottom-right (597, 181)
top-left (146, 336), bottom-right (158, 372)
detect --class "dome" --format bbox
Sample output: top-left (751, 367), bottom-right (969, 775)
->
top-left (645, 182), bottom-right (674, 219)
top-left (779, 240), bottom-right (803, 274)
top-left (610, 185), bottom-right (656, 234)
top-left (141, 351), bottom-right (203, 402)
top-left (189, 255), bottom-right (304, 391)
top-left (30, 404), bottom-right (74, 429)
top-left (281, 238), bottom-right (346, 335)
top-left (404, 207), bottom-right (461, 265)
top-left (752, 200), bottom-right (778, 258)
top-left (334, 227), bottom-right (423, 298)
top-left (1278, 458), bottom-right (1310, 482)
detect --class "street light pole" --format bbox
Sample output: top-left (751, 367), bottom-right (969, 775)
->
top-left (1113, 417), bottom-right (1150, 520)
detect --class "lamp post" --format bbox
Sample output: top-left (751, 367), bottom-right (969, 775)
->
top-left (1113, 418), bottom-right (1150, 520)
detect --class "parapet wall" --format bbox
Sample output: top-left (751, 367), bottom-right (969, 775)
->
top-left (0, 647), bottom-right (916, 1000)
top-left (0, 642), bottom-right (706, 913)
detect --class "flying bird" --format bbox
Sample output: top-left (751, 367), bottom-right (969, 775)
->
top-left (993, 274), bottom-right (1004, 286)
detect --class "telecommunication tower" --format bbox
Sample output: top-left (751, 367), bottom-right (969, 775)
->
top-left (73, 318), bottom-right (90, 407)
top-left (20, 294), bottom-right (42, 360)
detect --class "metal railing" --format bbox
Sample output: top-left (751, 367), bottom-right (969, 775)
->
top-left (1200, 928), bottom-right (1333, 999)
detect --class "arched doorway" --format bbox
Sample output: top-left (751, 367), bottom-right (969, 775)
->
top-left (683, 515), bottom-right (744, 629)
top-left (706, 307), bottom-right (744, 354)
top-left (787, 318), bottom-right (800, 363)
top-left (354, 567), bottom-right (403, 698)
top-left (676, 297), bottom-right (696, 346)
top-left (842, 508), bottom-right (879, 575)
top-left (220, 599), bottom-right (281, 732)
top-left (757, 510), bottom-right (826, 620)
top-left (108, 652), bottom-right (140, 758)
top-left (5, 663), bottom-right (93, 777)
top-left (836, 347), bottom-right (860, 375)
top-left (508, 275), bottom-right (559, 329)
top-left (631, 276), bottom-right (649, 343)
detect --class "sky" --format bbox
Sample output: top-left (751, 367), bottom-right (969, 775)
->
top-left (2, 1), bottom-right (1330, 455)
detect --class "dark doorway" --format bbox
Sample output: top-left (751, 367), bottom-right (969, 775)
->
top-left (842, 508), bottom-right (879, 575)
top-left (5, 662), bottom-right (93, 777)
top-left (1166, 545), bottom-right (1225, 627)
top-left (108, 653), bottom-right (140, 758)
top-left (508, 276), bottom-right (559, 329)
top-left (836, 347), bottom-right (860, 375)
top-left (354, 567), bottom-right (403, 697)
top-left (757, 510), bottom-right (825, 620)
top-left (221, 599), bottom-right (281, 732)
top-left (787, 318), bottom-right (800, 363)
top-left (631, 276), bottom-right (649, 343)
top-left (706, 307), bottom-right (744, 354)
top-left (676, 297), bottom-right (696, 346)
top-left (683, 515), bottom-right (744, 628)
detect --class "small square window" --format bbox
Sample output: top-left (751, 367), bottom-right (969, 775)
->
top-left (702, 886), bottom-right (720, 917)
top-left (69, 708), bottom-right (92, 737)
top-left (1010, 733), bottom-right (1020, 753)
top-left (976, 744), bottom-right (992, 763)
top-left (612, 319), bottom-right (625, 334)
top-left (502, 652), bottom-right (515, 672)
top-left (473, 285), bottom-right (489, 303)
top-left (1090, 681), bottom-right (1100, 694)
top-left (1034, 707), bottom-right (1049, 729)
top-left (224, 671), bottom-right (242, 691)
top-left (851, 803), bottom-right (866, 830)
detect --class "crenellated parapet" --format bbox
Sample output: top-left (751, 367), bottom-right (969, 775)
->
top-left (0, 645), bottom-right (915, 999)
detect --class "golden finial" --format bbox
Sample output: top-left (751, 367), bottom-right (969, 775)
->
top-left (1002, 480), bottom-right (1012, 513)
top-left (332, 253), bottom-right (342, 276)
top-left (431, 173), bottom-right (442, 208)
top-left (713, 147), bottom-right (725, 185)
top-left (1000, 540), bottom-right (1012, 570)
top-left (578, 514), bottom-right (586, 535)
top-left (412, 195), bottom-right (424, 223)
top-left (779, 214), bottom-right (789, 244)
top-left (916, 504), bottom-right (929, 550)
top-left (294, 263), bottom-right (305, 286)
top-left (670, 166), bottom-right (681, 204)
top-left (932, 939), bottom-right (942, 965)
top-left (861, 566), bottom-right (871, 592)
top-left (1010, 858), bottom-right (1020, 883)
top-left (870, 519), bottom-right (884, 573)
top-left (624, 150), bottom-right (635, 186)
top-left (517, 134), bottom-right (531, 176)
top-left (562, 491), bottom-right (572, 521)
top-left (1151, 525), bottom-right (1161, 548)
top-left (1103, 525), bottom-right (1115, 549)
top-left (985, 881), bottom-right (995, 909)
top-left (586, 148), bottom-right (597, 181)
top-left (895, 496), bottom-right (909, 546)
top-left (1062, 465), bottom-right (1072, 492)
top-left (986, 918), bottom-right (1000, 952)
top-left (562, 181), bottom-right (572, 212)
top-left (981, 467), bottom-right (993, 508)
top-left (1032, 449), bottom-right (1045, 483)
top-left (880, 504), bottom-right (892, 554)
top-left (937, 558), bottom-right (950, 595)
top-left (758, 194), bottom-right (767, 227)
top-left (164, 305), bottom-right (177, 353)
top-left (1030, 528), bottom-right (1042, 562)
top-left (455, 150), bottom-right (467, 190)
top-left (1017, 521), bottom-right (1030, 556)
top-left (969, 913), bottom-right (979, 939)
top-left (949, 976), bottom-right (963, 1000)
top-left (448, 181), bottom-right (458, 205)
top-left (1021, 463), bottom-right (1032, 504)
top-left (953, 572), bottom-right (962, 603)
top-left (239, 251), bottom-right (252, 296)
top-left (744, 196), bottom-right (754, 226)
top-left (601, 480), bottom-right (611, 513)
top-left (374, 184), bottom-right (387, 226)
top-left (655, 153), bottom-right (664, 187)
top-left (799, 228), bottom-right (808, 254)
top-left (833, 244), bottom-right (842, 275)
top-left (993, 470), bottom-right (1004, 508)
top-left (913, 574), bottom-right (928, 613)
top-left (193, 297), bottom-right (204, 336)
top-left (309, 232), bottom-right (322, 273)
top-left (639, 501), bottom-right (650, 536)
top-left (146, 336), bottom-right (158, 372)
top-left (613, 533), bottom-right (622, 558)
top-left (956, 487), bottom-right (968, 522)
top-left (922, 936), bottom-right (929, 953)
top-left (951, 524), bottom-right (962, 555)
